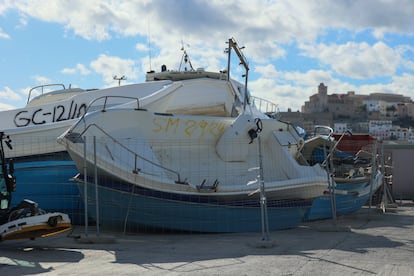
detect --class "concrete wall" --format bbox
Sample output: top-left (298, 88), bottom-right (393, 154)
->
top-left (384, 144), bottom-right (414, 200)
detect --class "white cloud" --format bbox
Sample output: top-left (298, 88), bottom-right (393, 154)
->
top-left (61, 63), bottom-right (91, 75)
top-left (250, 67), bottom-right (361, 111)
top-left (300, 41), bottom-right (401, 79)
top-left (5, 1), bottom-right (414, 45)
top-left (254, 64), bottom-right (278, 78)
top-left (32, 75), bottom-right (52, 84)
top-left (2, 0), bottom-right (414, 111)
top-left (356, 73), bottom-right (414, 100)
top-left (90, 54), bottom-right (138, 84)
top-left (0, 86), bottom-right (23, 102)
top-left (390, 73), bottom-right (414, 94)
top-left (249, 69), bottom-right (333, 111)
top-left (135, 43), bottom-right (148, 52)
top-left (0, 27), bottom-right (10, 39)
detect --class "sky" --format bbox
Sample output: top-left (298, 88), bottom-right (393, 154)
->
top-left (0, 0), bottom-right (414, 112)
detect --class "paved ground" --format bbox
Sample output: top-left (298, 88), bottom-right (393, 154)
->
top-left (0, 201), bottom-right (413, 276)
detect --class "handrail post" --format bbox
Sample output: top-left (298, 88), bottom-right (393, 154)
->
top-left (83, 136), bottom-right (88, 237)
top-left (93, 136), bottom-right (100, 237)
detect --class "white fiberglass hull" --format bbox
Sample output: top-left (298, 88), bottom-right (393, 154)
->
top-left (60, 108), bottom-right (329, 201)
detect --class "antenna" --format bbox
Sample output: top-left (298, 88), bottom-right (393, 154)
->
top-left (179, 39), bottom-right (194, 71)
top-left (113, 75), bottom-right (127, 86)
top-left (147, 20), bottom-right (152, 72)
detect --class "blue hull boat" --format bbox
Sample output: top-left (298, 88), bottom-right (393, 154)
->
top-left (304, 171), bottom-right (382, 221)
top-left (77, 177), bottom-right (312, 233)
top-left (10, 152), bottom-right (83, 223)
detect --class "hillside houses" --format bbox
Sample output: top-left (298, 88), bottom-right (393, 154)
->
top-left (280, 83), bottom-right (414, 142)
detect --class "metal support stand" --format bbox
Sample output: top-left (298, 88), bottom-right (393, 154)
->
top-left (83, 136), bottom-right (88, 237)
top-left (317, 130), bottom-right (351, 233)
top-left (77, 136), bottom-right (115, 244)
top-left (93, 136), bottom-right (100, 237)
top-left (323, 139), bottom-right (337, 227)
top-left (367, 140), bottom-right (378, 218)
top-left (258, 136), bottom-right (270, 242)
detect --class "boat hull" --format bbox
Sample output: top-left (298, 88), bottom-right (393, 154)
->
top-left (10, 153), bottom-right (83, 223)
top-left (304, 172), bottom-right (383, 221)
top-left (304, 193), bottom-right (372, 221)
top-left (1, 212), bottom-right (72, 241)
top-left (78, 179), bottom-right (312, 233)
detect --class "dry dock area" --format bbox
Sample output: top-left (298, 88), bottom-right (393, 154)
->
top-left (1, 201), bottom-right (413, 276)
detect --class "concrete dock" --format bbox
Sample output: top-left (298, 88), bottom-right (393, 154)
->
top-left (1, 201), bottom-right (413, 275)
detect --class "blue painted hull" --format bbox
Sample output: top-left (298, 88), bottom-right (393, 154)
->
top-left (304, 173), bottom-right (382, 221)
top-left (10, 154), bottom-right (84, 223)
top-left (304, 192), bottom-right (371, 221)
top-left (335, 180), bottom-right (370, 192)
top-left (78, 180), bottom-right (312, 233)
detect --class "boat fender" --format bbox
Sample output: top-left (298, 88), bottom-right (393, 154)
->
top-left (248, 118), bottom-right (263, 144)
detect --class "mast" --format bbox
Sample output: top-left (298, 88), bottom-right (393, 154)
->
top-left (226, 38), bottom-right (250, 109)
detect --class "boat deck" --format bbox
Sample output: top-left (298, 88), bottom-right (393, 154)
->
top-left (1, 201), bottom-right (413, 275)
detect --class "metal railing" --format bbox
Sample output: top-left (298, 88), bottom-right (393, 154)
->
top-left (72, 123), bottom-right (184, 184)
top-left (69, 95), bottom-right (141, 133)
top-left (251, 96), bottom-right (278, 115)
top-left (27, 84), bottom-right (66, 104)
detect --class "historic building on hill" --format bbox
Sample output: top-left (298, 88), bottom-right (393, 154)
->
top-left (301, 83), bottom-right (412, 120)
top-left (280, 83), bottom-right (414, 142)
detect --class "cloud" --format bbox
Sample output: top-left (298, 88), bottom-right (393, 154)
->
top-left (297, 0), bottom-right (414, 35)
top-left (2, 0), bottom-right (414, 112)
top-left (254, 64), bottom-right (279, 78)
top-left (5, 0), bottom-right (414, 76)
top-left (135, 43), bottom-right (148, 52)
top-left (250, 67), bottom-right (360, 111)
top-left (0, 86), bottom-right (23, 102)
top-left (299, 41), bottom-right (401, 79)
top-left (90, 54), bottom-right (138, 84)
top-left (0, 27), bottom-right (10, 39)
top-left (32, 75), bottom-right (52, 84)
top-left (7, 1), bottom-right (411, 52)
top-left (61, 63), bottom-right (91, 75)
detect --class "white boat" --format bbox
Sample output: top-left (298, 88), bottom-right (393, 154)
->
top-left (0, 57), bottom-right (218, 217)
top-left (0, 201), bottom-right (72, 241)
top-left (58, 38), bottom-right (329, 233)
top-left (2, 81), bottom-right (179, 158)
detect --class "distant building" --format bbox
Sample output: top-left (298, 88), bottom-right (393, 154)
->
top-left (303, 83), bottom-right (412, 121)
top-left (389, 127), bottom-right (412, 141)
top-left (302, 83), bottom-right (366, 119)
top-left (283, 83), bottom-right (414, 142)
top-left (333, 122), bottom-right (351, 134)
top-left (369, 120), bottom-right (393, 140)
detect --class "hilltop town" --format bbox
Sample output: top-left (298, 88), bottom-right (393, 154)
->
top-left (279, 83), bottom-right (414, 143)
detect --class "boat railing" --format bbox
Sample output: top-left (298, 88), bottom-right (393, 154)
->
top-left (84, 95), bottom-right (141, 113)
top-left (74, 123), bottom-right (185, 184)
top-left (321, 129), bottom-right (353, 167)
top-left (250, 96), bottom-right (278, 116)
top-left (70, 95), bottom-right (141, 132)
top-left (27, 84), bottom-right (66, 104)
